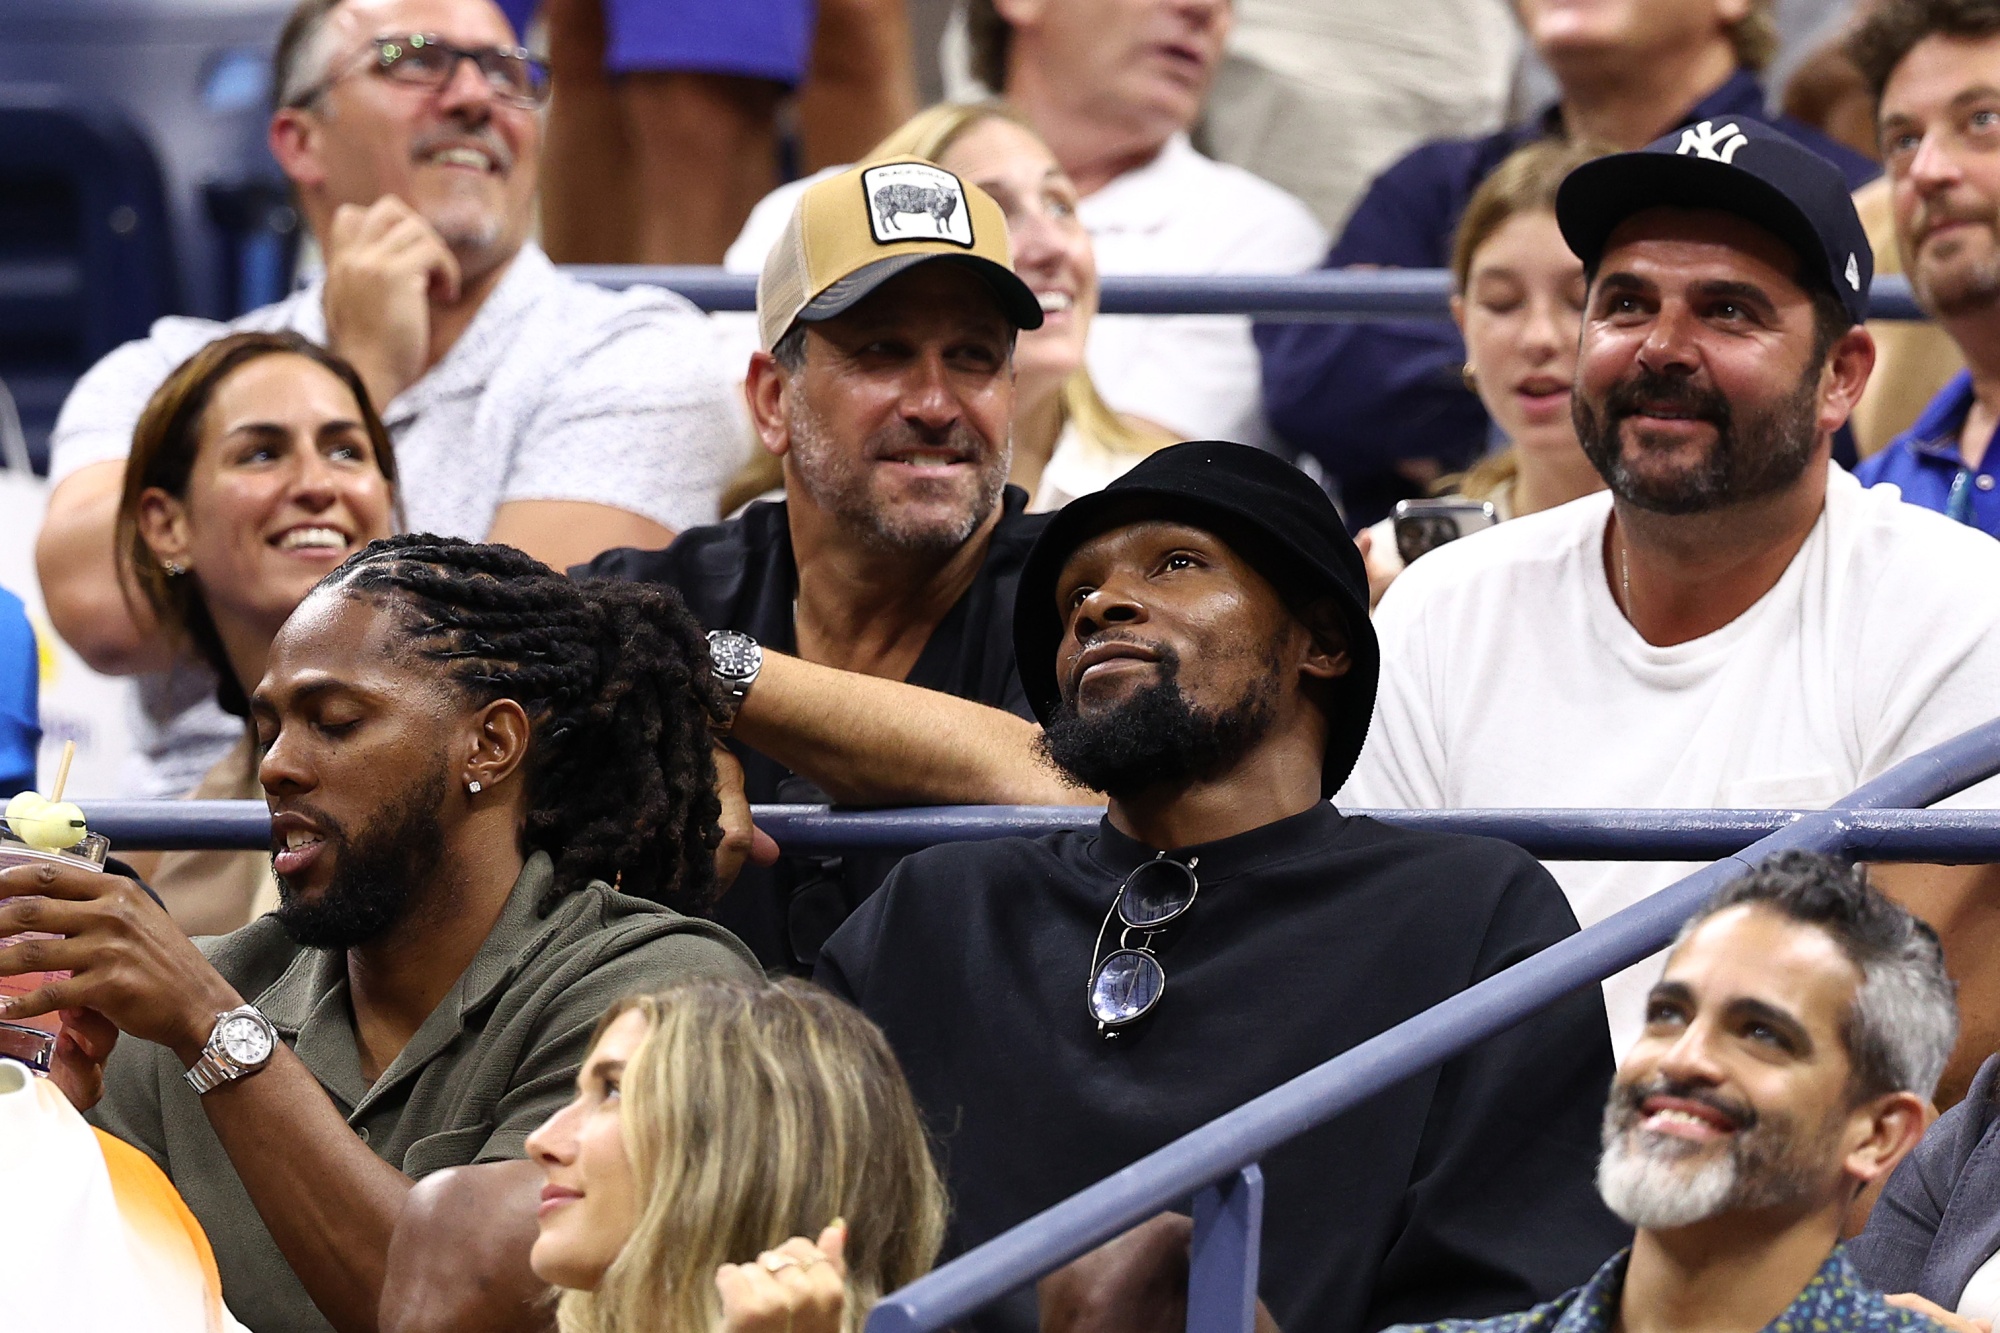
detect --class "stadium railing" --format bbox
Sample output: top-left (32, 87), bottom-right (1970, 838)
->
top-left (566, 267), bottom-right (1933, 323)
top-left (70, 714), bottom-right (2000, 1333)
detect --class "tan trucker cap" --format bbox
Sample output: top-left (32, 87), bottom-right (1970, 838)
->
top-left (757, 156), bottom-right (1045, 352)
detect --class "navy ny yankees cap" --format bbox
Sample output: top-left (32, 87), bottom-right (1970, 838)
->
top-left (1556, 118), bottom-right (1873, 325)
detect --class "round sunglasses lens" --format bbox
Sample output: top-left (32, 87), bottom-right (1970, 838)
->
top-left (1090, 949), bottom-right (1165, 1026)
top-left (1119, 858), bottom-right (1196, 928)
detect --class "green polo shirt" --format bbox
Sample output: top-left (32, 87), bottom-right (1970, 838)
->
top-left (88, 851), bottom-right (757, 1332)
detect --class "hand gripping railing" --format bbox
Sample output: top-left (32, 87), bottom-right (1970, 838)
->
top-left (564, 266), bottom-right (1932, 323)
top-left (852, 715), bottom-right (2000, 1333)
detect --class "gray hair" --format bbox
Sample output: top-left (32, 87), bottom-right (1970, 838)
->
top-left (1676, 851), bottom-right (1957, 1102)
top-left (771, 322), bottom-right (808, 375)
top-left (273, 0), bottom-right (351, 111)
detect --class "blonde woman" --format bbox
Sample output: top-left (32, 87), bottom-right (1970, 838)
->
top-left (526, 977), bottom-right (947, 1333)
top-left (1358, 138), bottom-right (1610, 605)
top-left (721, 102), bottom-right (1173, 514)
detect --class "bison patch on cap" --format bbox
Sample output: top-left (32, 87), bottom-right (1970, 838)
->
top-left (861, 162), bottom-right (973, 248)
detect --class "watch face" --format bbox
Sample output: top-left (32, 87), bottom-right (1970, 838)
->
top-left (220, 1014), bottom-right (273, 1065)
top-left (709, 633), bottom-right (760, 679)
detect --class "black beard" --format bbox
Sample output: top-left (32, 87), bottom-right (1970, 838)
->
top-left (1038, 646), bottom-right (1279, 799)
top-left (274, 762), bottom-right (447, 950)
top-left (1573, 360), bottom-right (1821, 515)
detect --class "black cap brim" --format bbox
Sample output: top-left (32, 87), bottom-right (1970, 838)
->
top-left (1557, 151), bottom-right (1867, 323)
top-left (799, 253), bottom-right (1045, 331)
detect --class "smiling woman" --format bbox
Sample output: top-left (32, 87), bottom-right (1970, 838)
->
top-left (525, 977), bottom-right (946, 1333)
top-left (113, 331), bottom-right (398, 933)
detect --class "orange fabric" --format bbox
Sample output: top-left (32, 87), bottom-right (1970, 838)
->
top-left (94, 1127), bottom-right (233, 1327)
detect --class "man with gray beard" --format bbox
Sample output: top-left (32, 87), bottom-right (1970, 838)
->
top-left (1388, 851), bottom-right (1956, 1333)
top-left (582, 158), bottom-right (1048, 973)
top-left (1851, 1), bottom-right (2000, 539)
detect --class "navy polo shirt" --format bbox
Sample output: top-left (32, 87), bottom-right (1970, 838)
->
top-left (1857, 371), bottom-right (2000, 537)
top-left (1256, 69), bottom-right (1880, 528)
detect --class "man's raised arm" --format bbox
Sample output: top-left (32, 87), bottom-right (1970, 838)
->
top-left (37, 461), bottom-right (173, 675)
top-left (733, 651), bottom-right (1096, 807)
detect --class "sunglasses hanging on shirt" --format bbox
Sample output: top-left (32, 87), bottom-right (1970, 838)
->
top-left (1087, 852), bottom-right (1200, 1036)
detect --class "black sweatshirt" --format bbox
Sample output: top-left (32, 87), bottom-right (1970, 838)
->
top-left (818, 802), bottom-right (1631, 1333)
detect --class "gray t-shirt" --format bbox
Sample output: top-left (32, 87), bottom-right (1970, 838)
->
top-left (89, 851), bottom-right (758, 1333)
top-left (51, 242), bottom-right (746, 795)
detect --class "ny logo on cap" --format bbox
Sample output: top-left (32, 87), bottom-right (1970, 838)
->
top-left (1677, 120), bottom-right (1749, 164)
top-left (862, 162), bottom-right (974, 248)
top-left (1846, 253), bottom-right (1862, 291)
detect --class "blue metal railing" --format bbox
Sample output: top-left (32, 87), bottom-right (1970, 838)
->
top-left (566, 266), bottom-right (1931, 323)
top-left (68, 717), bottom-right (2000, 1333)
top-left (77, 800), bottom-right (2000, 860)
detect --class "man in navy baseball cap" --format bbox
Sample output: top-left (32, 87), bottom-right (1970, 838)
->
top-left (1544, 117), bottom-right (1878, 519)
top-left (1342, 111), bottom-right (2000, 1102)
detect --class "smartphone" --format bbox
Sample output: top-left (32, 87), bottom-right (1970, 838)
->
top-left (1393, 498), bottom-right (1500, 566)
top-left (0, 827), bottom-right (109, 1074)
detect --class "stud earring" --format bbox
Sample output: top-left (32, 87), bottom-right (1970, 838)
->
top-left (163, 560), bottom-right (188, 576)
top-left (1460, 362), bottom-right (1478, 392)
top-left (467, 779), bottom-right (483, 794)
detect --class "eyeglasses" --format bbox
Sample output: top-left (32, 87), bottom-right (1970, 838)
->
top-left (288, 33), bottom-right (553, 111)
top-left (1087, 852), bottom-right (1201, 1035)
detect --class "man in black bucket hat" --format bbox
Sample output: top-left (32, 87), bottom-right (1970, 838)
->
top-left (816, 440), bottom-right (1631, 1333)
top-left (1009, 440), bottom-right (1380, 798)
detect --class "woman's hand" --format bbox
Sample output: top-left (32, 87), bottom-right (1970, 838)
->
top-left (1886, 1293), bottom-right (1990, 1333)
top-left (1354, 529), bottom-right (1401, 611)
top-left (716, 1222), bottom-right (849, 1333)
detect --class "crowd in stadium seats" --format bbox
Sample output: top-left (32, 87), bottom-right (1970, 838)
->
top-left (24, 0), bottom-right (2000, 1331)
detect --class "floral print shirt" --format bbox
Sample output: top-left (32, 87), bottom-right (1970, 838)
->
top-left (1385, 1246), bottom-right (1948, 1333)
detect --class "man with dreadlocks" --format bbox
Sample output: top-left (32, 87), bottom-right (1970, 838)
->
top-left (0, 535), bottom-right (757, 1333)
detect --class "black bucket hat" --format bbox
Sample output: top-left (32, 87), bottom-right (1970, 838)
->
top-left (1013, 441), bottom-right (1379, 796)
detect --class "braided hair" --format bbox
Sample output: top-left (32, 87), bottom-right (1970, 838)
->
top-left (325, 535), bottom-right (724, 908)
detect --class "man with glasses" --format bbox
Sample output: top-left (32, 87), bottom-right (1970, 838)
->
top-left (35, 0), bottom-right (740, 799)
top-left (814, 441), bottom-right (1631, 1333)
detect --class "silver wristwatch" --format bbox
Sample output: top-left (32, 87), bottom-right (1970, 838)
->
top-left (183, 1004), bottom-right (278, 1095)
top-left (706, 630), bottom-right (764, 733)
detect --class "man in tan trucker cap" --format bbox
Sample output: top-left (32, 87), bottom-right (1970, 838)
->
top-left (579, 156), bottom-right (1051, 976)
top-left (377, 159), bottom-right (1052, 1325)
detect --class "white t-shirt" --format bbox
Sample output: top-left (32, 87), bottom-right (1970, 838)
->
top-left (1338, 467), bottom-right (2000, 1053)
top-left (721, 136), bottom-right (1328, 447)
top-left (50, 241), bottom-right (744, 795)
top-left (1959, 1246), bottom-right (2000, 1324)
